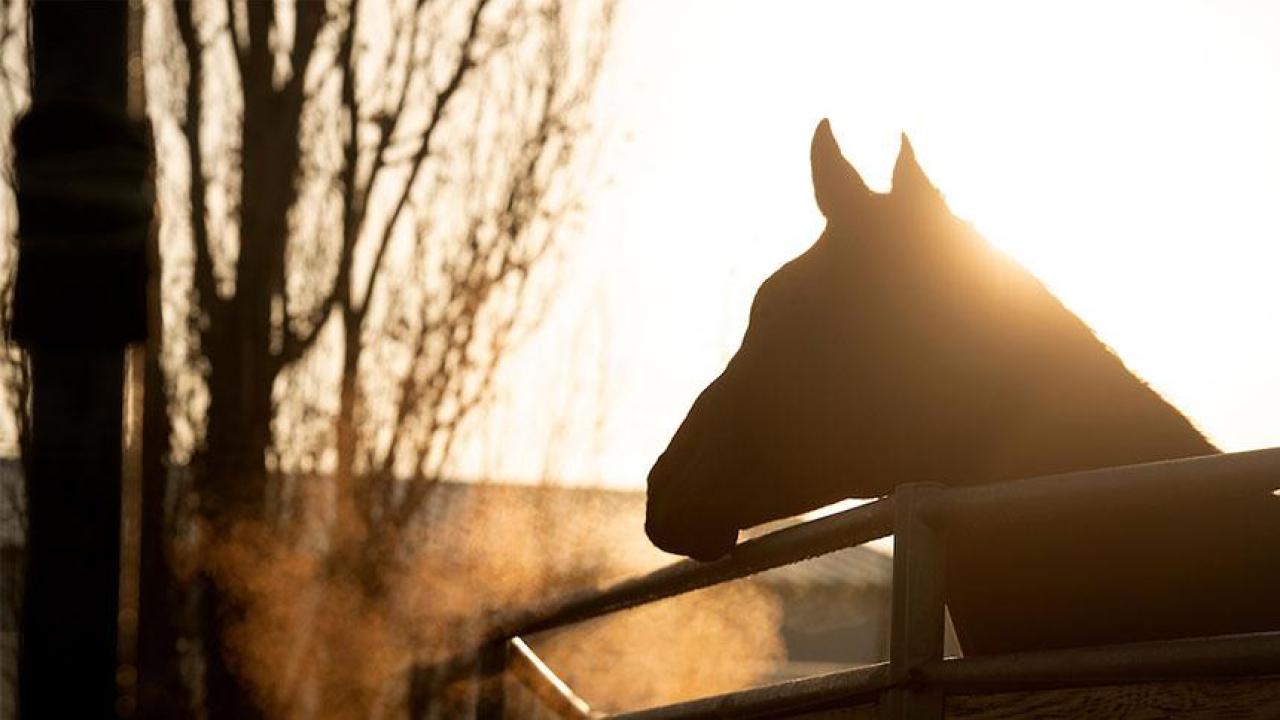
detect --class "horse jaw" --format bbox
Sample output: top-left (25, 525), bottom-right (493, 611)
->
top-left (645, 379), bottom-right (742, 561)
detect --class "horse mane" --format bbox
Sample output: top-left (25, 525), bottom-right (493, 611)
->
top-left (926, 194), bottom-right (1219, 479)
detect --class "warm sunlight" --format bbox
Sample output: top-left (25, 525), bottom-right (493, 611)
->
top-left (6, 4), bottom-right (1279, 716)
top-left (524, 0), bottom-right (1280, 488)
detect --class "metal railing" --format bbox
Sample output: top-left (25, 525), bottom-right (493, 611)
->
top-left (416, 447), bottom-right (1280, 719)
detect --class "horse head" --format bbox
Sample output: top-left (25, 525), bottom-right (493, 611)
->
top-left (647, 120), bottom-right (1026, 560)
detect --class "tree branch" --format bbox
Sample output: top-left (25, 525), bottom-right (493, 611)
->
top-left (373, 215), bottom-right (483, 484)
top-left (245, 0), bottom-right (273, 73)
top-left (277, 2), bottom-right (357, 366)
top-left (286, 0), bottom-right (327, 96)
top-left (349, 0), bottom-right (427, 237)
top-left (223, 0), bottom-right (248, 81)
top-left (383, 0), bottom-right (614, 526)
top-left (353, 0), bottom-right (492, 323)
top-left (175, 0), bottom-right (224, 335)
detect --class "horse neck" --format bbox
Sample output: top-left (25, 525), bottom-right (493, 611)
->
top-left (973, 275), bottom-right (1218, 484)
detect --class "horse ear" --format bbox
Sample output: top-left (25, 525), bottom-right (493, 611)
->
top-left (891, 133), bottom-right (940, 200)
top-left (811, 119), bottom-right (870, 219)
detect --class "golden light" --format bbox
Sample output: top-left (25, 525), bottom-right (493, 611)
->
top-left (470, 1), bottom-right (1280, 488)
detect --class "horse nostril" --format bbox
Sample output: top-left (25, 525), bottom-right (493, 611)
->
top-left (683, 527), bottom-right (738, 562)
top-left (645, 511), bottom-right (736, 561)
top-left (645, 487), bottom-right (738, 562)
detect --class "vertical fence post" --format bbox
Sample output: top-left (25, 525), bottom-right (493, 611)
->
top-left (477, 638), bottom-right (509, 720)
top-left (407, 664), bottom-right (435, 720)
top-left (884, 483), bottom-right (947, 720)
top-left (14, 3), bottom-right (151, 717)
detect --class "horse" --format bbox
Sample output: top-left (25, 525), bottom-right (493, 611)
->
top-left (645, 120), bottom-right (1280, 655)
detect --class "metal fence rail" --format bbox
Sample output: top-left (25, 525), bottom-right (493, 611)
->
top-left (612, 630), bottom-right (1280, 720)
top-left (493, 495), bottom-right (895, 640)
top-left (416, 447), bottom-right (1280, 719)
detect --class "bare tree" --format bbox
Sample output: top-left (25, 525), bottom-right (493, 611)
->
top-left (143, 0), bottom-right (614, 716)
top-left (0, 0), bottom-right (30, 465)
top-left (0, 6), bottom-right (27, 704)
top-left (0, 28), bottom-right (31, 718)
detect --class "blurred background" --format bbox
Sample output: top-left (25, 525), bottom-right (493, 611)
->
top-left (0, 1), bottom-right (1277, 718)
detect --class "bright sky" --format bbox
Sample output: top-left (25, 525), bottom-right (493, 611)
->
top-left (466, 0), bottom-right (1280, 490)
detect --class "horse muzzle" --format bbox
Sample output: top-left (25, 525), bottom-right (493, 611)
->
top-left (645, 427), bottom-right (740, 561)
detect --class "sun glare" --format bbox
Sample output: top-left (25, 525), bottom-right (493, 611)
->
top-left (808, 1), bottom-right (1280, 454)
top-left (562, 0), bottom-right (1280, 489)
top-left (470, 1), bottom-right (1280, 488)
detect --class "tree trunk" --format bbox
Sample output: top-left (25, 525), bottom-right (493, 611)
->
top-left (335, 313), bottom-right (364, 543)
top-left (197, 323), bottom-right (275, 720)
top-left (136, 169), bottom-right (193, 719)
top-left (195, 48), bottom-right (304, 720)
top-left (198, 297), bottom-right (273, 720)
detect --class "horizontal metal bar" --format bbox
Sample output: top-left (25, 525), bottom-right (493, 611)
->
top-left (478, 449), bottom-right (1280, 644)
top-left (509, 637), bottom-right (599, 719)
top-left (419, 448), bottom-right (1280, 717)
top-left (490, 497), bottom-right (896, 639)
top-left (932, 447), bottom-right (1280, 522)
top-left (606, 632), bottom-right (1280, 719)
top-left (608, 663), bottom-right (891, 720)
top-left (420, 499), bottom-right (895, 696)
top-left (923, 631), bottom-right (1280, 694)
top-left (486, 449), bottom-right (1280, 644)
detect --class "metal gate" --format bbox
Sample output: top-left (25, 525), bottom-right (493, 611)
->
top-left (416, 448), bottom-right (1280, 719)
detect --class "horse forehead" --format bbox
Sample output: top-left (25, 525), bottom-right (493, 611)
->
top-left (778, 235), bottom-right (841, 281)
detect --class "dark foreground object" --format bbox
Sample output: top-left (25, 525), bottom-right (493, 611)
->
top-left (14, 2), bottom-right (150, 718)
top-left (20, 352), bottom-right (126, 717)
top-left (942, 453), bottom-right (1280, 655)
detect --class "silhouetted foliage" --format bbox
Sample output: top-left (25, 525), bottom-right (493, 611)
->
top-left (140, 0), bottom-right (614, 716)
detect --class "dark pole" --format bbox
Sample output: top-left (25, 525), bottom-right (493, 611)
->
top-left (884, 483), bottom-right (948, 720)
top-left (477, 639), bottom-right (510, 720)
top-left (12, 2), bottom-right (150, 718)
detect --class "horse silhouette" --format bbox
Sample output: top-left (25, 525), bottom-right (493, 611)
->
top-left (646, 120), bottom-right (1280, 655)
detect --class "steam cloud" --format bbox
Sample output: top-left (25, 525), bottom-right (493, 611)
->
top-left (200, 483), bottom-right (783, 718)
